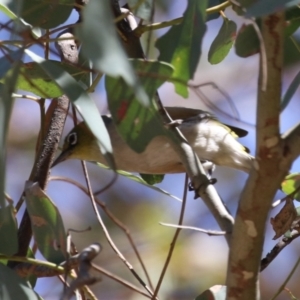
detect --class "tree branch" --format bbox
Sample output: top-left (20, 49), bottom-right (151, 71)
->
top-left (226, 12), bottom-right (289, 300)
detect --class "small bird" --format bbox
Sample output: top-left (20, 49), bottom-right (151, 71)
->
top-left (52, 107), bottom-right (254, 174)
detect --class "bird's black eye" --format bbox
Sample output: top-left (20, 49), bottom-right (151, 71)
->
top-left (67, 132), bottom-right (77, 146)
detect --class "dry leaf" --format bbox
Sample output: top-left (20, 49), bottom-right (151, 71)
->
top-left (271, 198), bottom-right (297, 239)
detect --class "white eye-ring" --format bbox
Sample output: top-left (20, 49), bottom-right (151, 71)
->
top-left (67, 132), bottom-right (77, 146)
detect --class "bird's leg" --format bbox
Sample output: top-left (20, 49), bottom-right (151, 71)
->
top-left (189, 160), bottom-right (217, 198)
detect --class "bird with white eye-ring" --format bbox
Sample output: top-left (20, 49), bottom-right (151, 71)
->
top-left (52, 107), bottom-right (254, 175)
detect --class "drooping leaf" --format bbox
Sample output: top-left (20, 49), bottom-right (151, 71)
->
top-left (281, 70), bottom-right (300, 112)
top-left (281, 173), bottom-right (300, 201)
top-left (20, 0), bottom-right (74, 29)
top-left (128, 0), bottom-right (153, 21)
top-left (25, 50), bottom-right (115, 169)
top-left (156, 0), bottom-right (207, 98)
top-left (246, 0), bottom-right (300, 18)
top-left (0, 263), bottom-right (40, 300)
top-left (140, 174), bottom-right (164, 185)
top-left (24, 182), bottom-right (66, 264)
top-left (271, 198), bottom-right (297, 239)
top-left (26, 248), bottom-right (37, 288)
top-left (195, 285), bottom-right (226, 300)
top-left (76, 0), bottom-right (148, 105)
top-left (235, 23), bottom-right (260, 58)
top-left (0, 61), bottom-right (89, 98)
top-left (208, 18), bottom-right (237, 64)
top-left (96, 163), bottom-right (181, 202)
top-left (0, 49), bottom-right (23, 209)
top-left (0, 205), bottom-right (18, 255)
top-left (105, 59), bottom-right (173, 153)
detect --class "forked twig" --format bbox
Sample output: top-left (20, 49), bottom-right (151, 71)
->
top-left (49, 175), bottom-right (154, 291)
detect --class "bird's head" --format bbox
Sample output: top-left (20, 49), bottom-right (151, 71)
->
top-left (52, 122), bottom-right (98, 167)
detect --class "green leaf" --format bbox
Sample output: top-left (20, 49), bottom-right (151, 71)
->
top-left (281, 173), bottom-right (300, 201)
top-left (235, 23), bottom-right (260, 58)
top-left (195, 285), bottom-right (226, 300)
top-left (285, 6), bottom-right (300, 36)
top-left (0, 205), bottom-right (18, 255)
top-left (0, 1), bottom-right (18, 19)
top-left (76, 0), bottom-right (148, 105)
top-left (105, 59), bottom-right (173, 153)
top-left (24, 182), bottom-right (67, 264)
top-left (208, 18), bottom-right (237, 64)
top-left (0, 2), bottom-right (40, 35)
top-left (281, 70), bottom-right (300, 112)
top-left (156, 0), bottom-right (207, 98)
top-left (0, 263), bottom-right (40, 300)
top-left (26, 248), bottom-right (37, 288)
top-left (0, 61), bottom-right (89, 98)
top-left (0, 49), bottom-right (24, 209)
top-left (25, 50), bottom-right (115, 169)
top-left (235, 8), bottom-right (299, 59)
top-left (96, 163), bottom-right (181, 202)
top-left (206, 0), bottom-right (222, 22)
top-left (128, 0), bottom-right (153, 21)
top-left (246, 0), bottom-right (300, 18)
top-left (140, 174), bottom-right (164, 185)
top-left (20, 0), bottom-right (74, 29)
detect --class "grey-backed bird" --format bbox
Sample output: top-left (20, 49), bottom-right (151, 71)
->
top-left (52, 107), bottom-right (254, 174)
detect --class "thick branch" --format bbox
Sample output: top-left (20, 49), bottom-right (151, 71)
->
top-left (15, 95), bottom-right (69, 259)
top-left (226, 12), bottom-right (288, 300)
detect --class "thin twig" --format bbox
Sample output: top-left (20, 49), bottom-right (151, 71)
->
top-left (92, 264), bottom-right (152, 299)
top-left (160, 223), bottom-right (226, 236)
top-left (270, 256), bottom-right (300, 300)
top-left (250, 19), bottom-right (267, 92)
top-left (49, 175), bottom-right (154, 290)
top-left (260, 228), bottom-right (300, 272)
top-left (152, 174), bottom-right (189, 299)
top-left (12, 93), bottom-right (41, 102)
top-left (79, 163), bottom-right (156, 298)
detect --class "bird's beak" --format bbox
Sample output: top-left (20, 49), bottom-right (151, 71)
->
top-left (52, 150), bottom-right (70, 168)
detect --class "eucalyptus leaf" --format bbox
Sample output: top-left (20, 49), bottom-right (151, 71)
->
top-left (140, 174), bottom-right (164, 185)
top-left (106, 59), bottom-right (173, 153)
top-left (281, 173), bottom-right (300, 201)
top-left (0, 61), bottom-right (90, 98)
top-left (156, 0), bottom-right (207, 98)
top-left (76, 0), bottom-right (148, 105)
top-left (235, 24), bottom-right (260, 58)
top-left (0, 264), bottom-right (40, 300)
top-left (246, 0), bottom-right (300, 18)
top-left (96, 163), bottom-right (181, 202)
top-left (0, 205), bottom-right (18, 255)
top-left (281, 70), bottom-right (300, 112)
top-left (21, 0), bottom-right (74, 29)
top-left (208, 18), bottom-right (237, 64)
top-left (24, 182), bottom-right (67, 264)
top-left (0, 49), bottom-right (23, 210)
top-left (206, 0), bottom-right (222, 22)
top-left (25, 50), bottom-right (115, 169)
